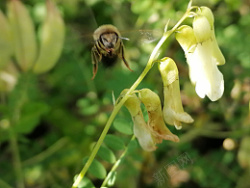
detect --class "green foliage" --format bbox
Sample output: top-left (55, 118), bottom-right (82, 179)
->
top-left (104, 134), bottom-right (125, 151)
top-left (83, 158), bottom-right (107, 179)
top-left (113, 118), bottom-right (133, 135)
top-left (97, 145), bottom-right (116, 163)
top-left (0, 0), bottom-right (249, 188)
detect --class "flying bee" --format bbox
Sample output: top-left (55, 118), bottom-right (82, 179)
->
top-left (91, 24), bottom-right (133, 79)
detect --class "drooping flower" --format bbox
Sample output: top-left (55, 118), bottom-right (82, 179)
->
top-left (122, 88), bottom-right (179, 151)
top-left (175, 7), bottom-right (225, 101)
top-left (138, 88), bottom-right (179, 143)
top-left (158, 57), bottom-right (193, 130)
top-left (122, 89), bottom-right (157, 151)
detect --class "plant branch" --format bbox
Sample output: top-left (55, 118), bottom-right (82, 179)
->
top-left (101, 135), bottom-right (135, 187)
top-left (22, 137), bottom-right (69, 166)
top-left (72, 5), bottom-right (194, 188)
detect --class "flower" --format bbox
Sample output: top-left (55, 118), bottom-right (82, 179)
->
top-left (175, 7), bottom-right (225, 101)
top-left (122, 89), bottom-right (179, 152)
top-left (138, 89), bottom-right (179, 143)
top-left (158, 57), bottom-right (194, 130)
top-left (122, 89), bottom-right (157, 151)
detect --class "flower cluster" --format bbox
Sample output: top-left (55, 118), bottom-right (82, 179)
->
top-left (122, 58), bottom-right (194, 151)
top-left (122, 6), bottom-right (225, 151)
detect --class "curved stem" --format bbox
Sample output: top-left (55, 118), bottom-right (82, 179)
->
top-left (101, 135), bottom-right (135, 187)
top-left (72, 6), bottom-right (193, 188)
top-left (22, 137), bottom-right (68, 166)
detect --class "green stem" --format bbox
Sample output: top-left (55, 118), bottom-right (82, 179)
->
top-left (0, 179), bottom-right (13, 188)
top-left (101, 135), bottom-right (135, 187)
top-left (72, 6), bottom-right (193, 188)
top-left (22, 137), bottom-right (68, 166)
top-left (8, 73), bottom-right (32, 188)
top-left (9, 131), bottom-right (25, 188)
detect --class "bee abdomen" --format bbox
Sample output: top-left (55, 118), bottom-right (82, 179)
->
top-left (102, 55), bottom-right (118, 67)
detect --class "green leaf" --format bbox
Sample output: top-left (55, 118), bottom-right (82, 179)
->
top-left (104, 134), bottom-right (125, 151)
top-left (14, 102), bottom-right (50, 134)
top-left (113, 118), bottom-right (133, 135)
top-left (127, 139), bottom-right (139, 153)
top-left (89, 159), bottom-right (107, 179)
top-left (14, 115), bottom-right (39, 134)
top-left (77, 98), bottom-right (99, 116)
top-left (97, 145), bottom-right (116, 163)
top-left (82, 157), bottom-right (107, 179)
top-left (75, 177), bottom-right (95, 188)
top-left (22, 102), bottom-right (50, 116)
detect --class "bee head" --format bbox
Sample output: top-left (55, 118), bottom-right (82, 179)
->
top-left (100, 32), bottom-right (118, 49)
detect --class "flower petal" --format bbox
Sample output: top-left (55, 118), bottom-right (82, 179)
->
top-left (159, 58), bottom-right (194, 129)
top-left (133, 112), bottom-right (157, 152)
top-left (139, 88), bottom-right (179, 142)
top-left (198, 7), bottom-right (225, 65)
top-left (190, 42), bottom-right (224, 101)
top-left (122, 89), bottom-right (157, 151)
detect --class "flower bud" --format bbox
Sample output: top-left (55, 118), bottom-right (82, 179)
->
top-left (122, 89), bottom-right (157, 151)
top-left (33, 0), bottom-right (65, 74)
top-left (158, 58), bottom-right (193, 129)
top-left (138, 88), bottom-right (179, 142)
top-left (7, 0), bottom-right (37, 71)
top-left (0, 10), bottom-right (13, 68)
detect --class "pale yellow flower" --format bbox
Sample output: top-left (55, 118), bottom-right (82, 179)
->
top-left (176, 7), bottom-right (225, 101)
top-left (122, 89), bottom-right (179, 151)
top-left (158, 58), bottom-right (193, 130)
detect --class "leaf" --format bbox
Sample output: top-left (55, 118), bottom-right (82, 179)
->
top-left (77, 98), bottom-right (99, 116)
top-left (14, 115), bottom-right (39, 134)
top-left (82, 157), bottom-right (107, 179)
top-left (76, 177), bottom-right (95, 188)
top-left (22, 102), bottom-right (50, 116)
top-left (104, 134), bottom-right (125, 151)
top-left (127, 139), bottom-right (139, 153)
top-left (14, 102), bottom-right (50, 134)
top-left (89, 159), bottom-right (107, 179)
top-left (113, 118), bottom-right (133, 135)
top-left (97, 145), bottom-right (116, 163)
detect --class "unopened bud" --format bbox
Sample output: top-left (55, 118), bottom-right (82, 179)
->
top-left (33, 0), bottom-right (65, 74)
top-left (7, 0), bottom-right (37, 71)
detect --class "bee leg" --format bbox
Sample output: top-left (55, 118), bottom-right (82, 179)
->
top-left (91, 46), bottom-right (101, 80)
top-left (119, 42), bottom-right (133, 72)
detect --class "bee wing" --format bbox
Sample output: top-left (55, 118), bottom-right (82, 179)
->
top-left (68, 1), bottom-right (99, 47)
top-left (120, 29), bottom-right (162, 44)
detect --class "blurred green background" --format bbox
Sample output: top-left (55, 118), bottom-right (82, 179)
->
top-left (0, 0), bottom-right (250, 187)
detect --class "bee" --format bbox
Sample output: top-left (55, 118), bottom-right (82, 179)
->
top-left (91, 24), bottom-right (132, 79)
